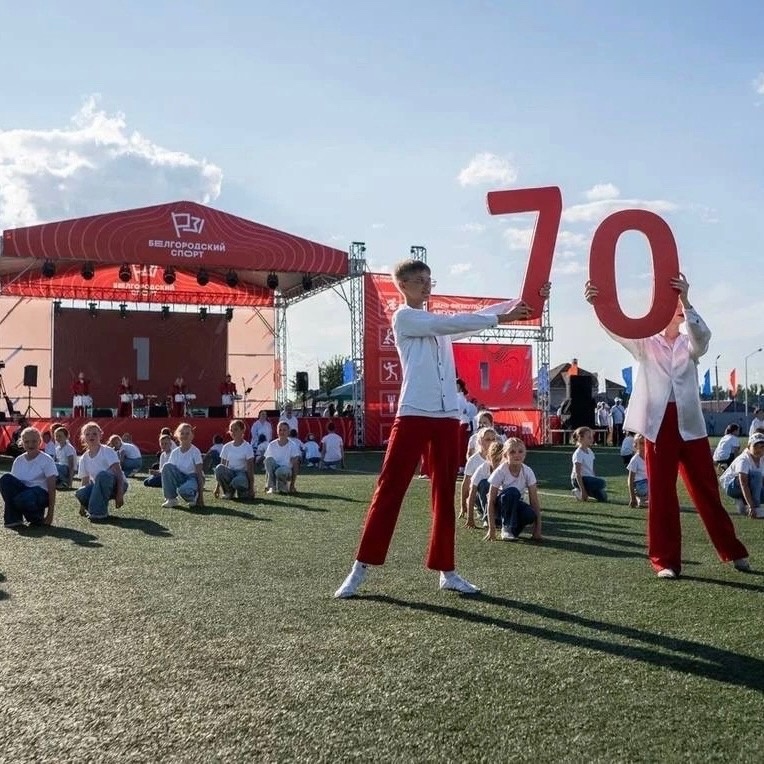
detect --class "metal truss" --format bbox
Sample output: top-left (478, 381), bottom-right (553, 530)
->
top-left (273, 294), bottom-right (288, 408)
top-left (348, 243), bottom-right (367, 446)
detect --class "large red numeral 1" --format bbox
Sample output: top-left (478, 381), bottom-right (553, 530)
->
top-left (589, 210), bottom-right (680, 339)
top-left (487, 186), bottom-right (562, 318)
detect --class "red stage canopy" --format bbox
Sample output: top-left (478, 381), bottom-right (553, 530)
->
top-left (0, 201), bottom-right (349, 302)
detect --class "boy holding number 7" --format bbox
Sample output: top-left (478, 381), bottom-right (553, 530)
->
top-left (585, 273), bottom-right (750, 579)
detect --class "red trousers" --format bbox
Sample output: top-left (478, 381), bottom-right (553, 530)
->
top-left (644, 403), bottom-right (748, 573)
top-left (357, 416), bottom-right (459, 571)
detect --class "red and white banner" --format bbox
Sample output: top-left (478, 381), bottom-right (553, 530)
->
top-left (453, 343), bottom-right (533, 408)
top-left (428, 293), bottom-right (541, 327)
top-left (363, 273), bottom-right (404, 446)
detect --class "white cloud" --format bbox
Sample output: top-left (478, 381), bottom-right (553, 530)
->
top-left (552, 259), bottom-right (587, 277)
top-left (0, 95), bottom-right (222, 228)
top-left (562, 198), bottom-right (678, 223)
top-left (503, 226), bottom-right (534, 250)
top-left (371, 222), bottom-right (385, 229)
top-left (458, 222), bottom-right (485, 233)
top-left (557, 230), bottom-right (588, 250)
top-left (449, 262), bottom-right (473, 275)
top-left (585, 183), bottom-right (620, 201)
top-left (457, 152), bottom-right (517, 187)
top-left (754, 73), bottom-right (764, 95)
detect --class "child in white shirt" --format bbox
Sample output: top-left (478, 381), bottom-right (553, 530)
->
top-left (719, 432), bottom-right (764, 518)
top-left (303, 433), bottom-right (321, 467)
top-left (144, 434), bottom-right (174, 488)
top-left (485, 437), bottom-right (542, 542)
top-left (570, 426), bottom-right (608, 502)
top-left (712, 424), bottom-right (741, 472)
top-left (627, 434), bottom-right (648, 507)
top-left (53, 426), bottom-right (77, 489)
top-left (162, 423), bottom-right (205, 508)
top-left (466, 441), bottom-right (503, 529)
top-left (460, 426), bottom-right (497, 523)
top-left (620, 431), bottom-right (636, 466)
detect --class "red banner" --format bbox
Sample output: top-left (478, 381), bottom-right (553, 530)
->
top-left (491, 409), bottom-right (542, 446)
top-left (453, 344), bottom-right (533, 408)
top-left (363, 273), bottom-right (403, 446)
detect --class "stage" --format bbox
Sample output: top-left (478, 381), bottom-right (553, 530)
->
top-left (0, 416), bottom-right (356, 454)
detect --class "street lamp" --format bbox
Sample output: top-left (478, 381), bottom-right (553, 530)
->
top-left (714, 354), bottom-right (721, 412)
top-left (744, 347), bottom-right (762, 423)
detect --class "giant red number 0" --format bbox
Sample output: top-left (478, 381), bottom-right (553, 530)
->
top-left (487, 186), bottom-right (680, 339)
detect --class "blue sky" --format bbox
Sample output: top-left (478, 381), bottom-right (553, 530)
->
top-left (2, 1), bottom-right (763, 390)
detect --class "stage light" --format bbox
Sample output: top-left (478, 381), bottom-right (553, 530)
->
top-left (53, 300), bottom-right (63, 316)
top-left (266, 272), bottom-right (279, 290)
top-left (161, 305), bottom-right (170, 321)
top-left (88, 302), bottom-right (98, 318)
top-left (119, 303), bottom-right (128, 319)
top-left (81, 262), bottom-right (95, 280)
top-left (302, 273), bottom-right (313, 291)
top-left (199, 307), bottom-right (208, 322)
top-left (196, 269), bottom-right (209, 287)
top-left (42, 260), bottom-right (56, 278)
top-left (225, 308), bottom-right (234, 322)
top-left (163, 267), bottom-right (176, 285)
top-left (225, 270), bottom-right (239, 288)
top-left (118, 263), bottom-right (131, 282)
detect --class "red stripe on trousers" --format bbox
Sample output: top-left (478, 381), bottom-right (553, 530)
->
top-left (357, 416), bottom-right (459, 570)
top-left (644, 402), bottom-right (748, 573)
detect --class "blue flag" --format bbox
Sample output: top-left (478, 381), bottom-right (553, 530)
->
top-left (622, 366), bottom-right (633, 395)
top-left (702, 369), bottom-right (711, 397)
top-left (537, 365), bottom-right (550, 395)
top-left (342, 360), bottom-right (356, 384)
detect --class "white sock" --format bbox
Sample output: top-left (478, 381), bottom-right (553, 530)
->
top-left (352, 560), bottom-right (368, 573)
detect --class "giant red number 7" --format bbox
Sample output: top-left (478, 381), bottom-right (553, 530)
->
top-left (487, 186), bottom-right (680, 339)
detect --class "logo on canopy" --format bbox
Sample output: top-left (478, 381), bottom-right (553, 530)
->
top-left (171, 212), bottom-right (205, 237)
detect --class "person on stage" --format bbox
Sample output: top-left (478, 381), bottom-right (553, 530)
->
top-left (219, 374), bottom-right (238, 419)
top-left (71, 371), bottom-right (90, 418)
top-left (585, 273), bottom-right (750, 578)
top-left (171, 376), bottom-right (187, 418)
top-left (334, 258), bottom-right (545, 598)
top-left (117, 376), bottom-right (133, 418)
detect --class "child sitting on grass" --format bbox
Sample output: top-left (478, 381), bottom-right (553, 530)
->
top-left (465, 440), bottom-right (503, 529)
top-left (620, 431), bottom-right (636, 466)
top-left (627, 434), bottom-right (648, 507)
top-left (570, 426), bottom-right (608, 502)
top-left (484, 437), bottom-right (542, 542)
top-left (459, 426), bottom-right (497, 521)
top-left (712, 424), bottom-right (741, 472)
top-left (719, 432), bottom-right (764, 518)
top-left (144, 433), bottom-right (174, 488)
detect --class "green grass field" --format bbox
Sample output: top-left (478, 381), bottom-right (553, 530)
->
top-left (2, 446), bottom-right (762, 763)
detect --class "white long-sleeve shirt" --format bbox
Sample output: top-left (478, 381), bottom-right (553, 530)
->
top-left (393, 305), bottom-right (504, 416)
top-left (603, 307), bottom-right (710, 442)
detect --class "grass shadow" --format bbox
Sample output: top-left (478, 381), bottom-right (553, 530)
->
top-left (363, 594), bottom-right (764, 693)
top-left (542, 527), bottom-right (645, 551)
top-left (17, 524), bottom-right (102, 548)
top-left (105, 515), bottom-right (173, 537)
top-left (179, 504), bottom-right (269, 521)
top-left (289, 491), bottom-right (364, 503)
top-left (533, 536), bottom-right (646, 559)
top-left (680, 573), bottom-right (764, 593)
top-left (0, 589), bottom-right (8, 601)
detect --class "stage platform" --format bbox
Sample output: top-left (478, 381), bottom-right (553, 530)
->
top-left (0, 416), bottom-right (355, 454)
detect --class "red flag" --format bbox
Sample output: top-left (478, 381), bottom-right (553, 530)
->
top-left (730, 369), bottom-right (737, 393)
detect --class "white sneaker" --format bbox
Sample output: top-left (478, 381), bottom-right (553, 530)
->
top-left (657, 568), bottom-right (677, 579)
top-left (500, 528), bottom-right (517, 541)
top-left (733, 558), bottom-right (751, 572)
top-left (334, 561), bottom-right (369, 598)
top-left (187, 491), bottom-right (198, 506)
top-left (266, 487), bottom-right (274, 495)
top-left (572, 488), bottom-right (582, 501)
top-left (439, 571), bottom-right (480, 594)
top-left (161, 498), bottom-right (179, 508)
top-left (222, 492), bottom-right (234, 500)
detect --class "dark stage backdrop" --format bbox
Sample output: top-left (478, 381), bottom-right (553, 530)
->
top-left (52, 309), bottom-right (228, 410)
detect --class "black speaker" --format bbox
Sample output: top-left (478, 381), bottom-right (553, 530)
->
top-left (567, 375), bottom-right (595, 429)
top-left (23, 365), bottom-right (38, 388)
top-left (295, 371), bottom-right (309, 393)
top-left (149, 404), bottom-right (169, 418)
top-left (208, 405), bottom-right (227, 418)
top-left (92, 408), bottom-right (113, 418)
